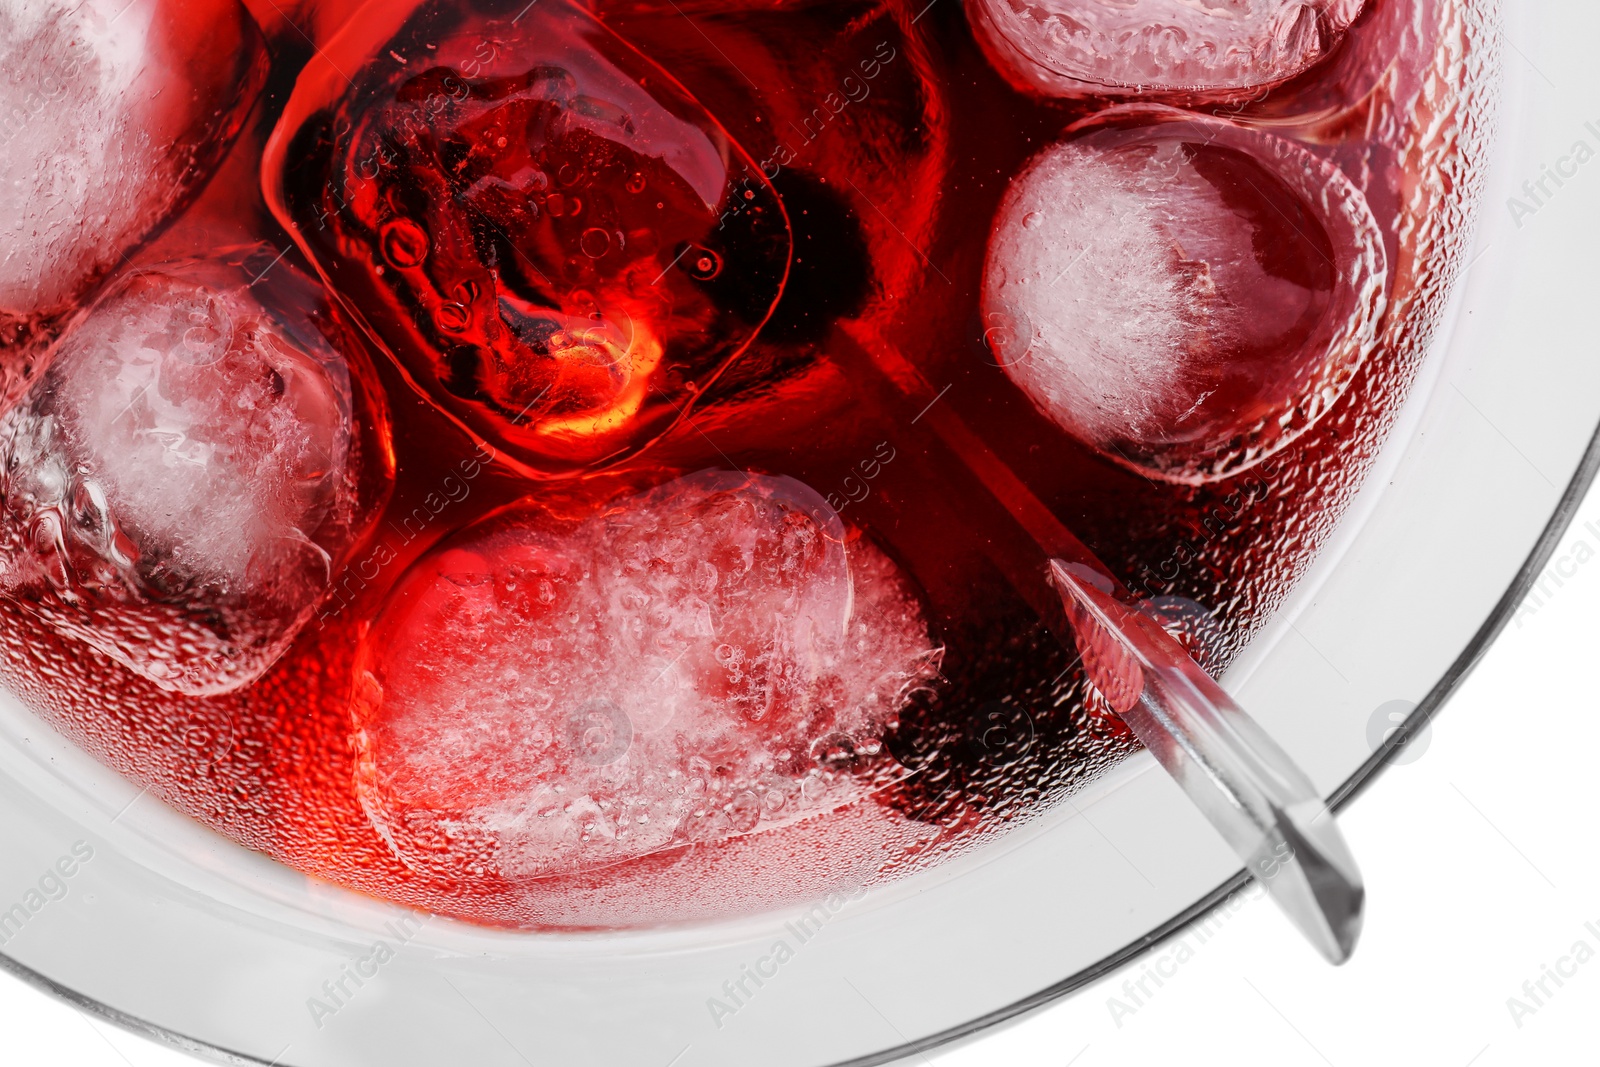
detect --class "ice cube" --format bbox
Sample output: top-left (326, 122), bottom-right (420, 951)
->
top-left (591, 0), bottom-right (948, 342)
top-left (0, 248), bottom-right (389, 694)
top-left (967, 0), bottom-right (1364, 100)
top-left (0, 0), bottom-right (265, 361)
top-left (352, 471), bottom-right (941, 883)
top-left (262, 0), bottom-right (791, 478)
top-left (981, 112), bottom-right (1385, 483)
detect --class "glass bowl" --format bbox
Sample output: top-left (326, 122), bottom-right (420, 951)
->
top-left (1, 1), bottom-right (1597, 1065)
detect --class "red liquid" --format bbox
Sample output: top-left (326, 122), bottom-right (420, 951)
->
top-left (0, 0), bottom-right (1496, 927)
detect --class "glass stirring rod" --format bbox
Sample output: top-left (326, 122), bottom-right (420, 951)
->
top-left (827, 324), bottom-right (1365, 963)
top-left (1048, 561), bottom-right (1364, 964)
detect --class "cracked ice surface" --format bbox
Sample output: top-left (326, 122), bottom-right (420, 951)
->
top-left (0, 254), bottom-right (378, 694)
top-left (967, 0), bottom-right (1364, 99)
top-left (0, 0), bottom-right (261, 351)
top-left (353, 470), bottom-right (942, 883)
top-left (982, 118), bottom-right (1385, 482)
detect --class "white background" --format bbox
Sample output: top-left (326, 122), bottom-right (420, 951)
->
top-left (2, 473), bottom-right (1596, 1066)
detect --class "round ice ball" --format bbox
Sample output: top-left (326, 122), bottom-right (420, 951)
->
top-left (0, 249), bottom-right (387, 694)
top-left (981, 111), bottom-right (1385, 484)
top-left (966, 0), bottom-right (1365, 101)
top-left (351, 470), bottom-right (942, 885)
top-left (0, 0), bottom-right (263, 357)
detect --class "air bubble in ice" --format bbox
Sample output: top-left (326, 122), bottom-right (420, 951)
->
top-left (352, 470), bottom-right (942, 883)
top-left (0, 251), bottom-right (385, 694)
top-left (981, 113), bottom-right (1386, 483)
top-left (263, 0), bottom-right (791, 477)
top-left (967, 0), bottom-right (1364, 100)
